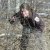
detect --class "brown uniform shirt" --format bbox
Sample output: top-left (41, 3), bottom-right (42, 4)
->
top-left (9, 11), bottom-right (45, 32)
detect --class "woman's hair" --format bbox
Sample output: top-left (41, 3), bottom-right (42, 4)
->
top-left (20, 3), bottom-right (33, 11)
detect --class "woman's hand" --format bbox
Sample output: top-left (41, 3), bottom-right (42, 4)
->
top-left (9, 16), bottom-right (15, 22)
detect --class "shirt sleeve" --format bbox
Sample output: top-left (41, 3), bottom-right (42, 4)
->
top-left (34, 13), bottom-right (45, 32)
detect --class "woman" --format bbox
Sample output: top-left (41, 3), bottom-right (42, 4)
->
top-left (9, 3), bottom-right (45, 50)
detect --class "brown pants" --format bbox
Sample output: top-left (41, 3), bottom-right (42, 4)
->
top-left (20, 27), bottom-right (44, 50)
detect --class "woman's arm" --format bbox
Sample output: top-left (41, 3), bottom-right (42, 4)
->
top-left (34, 13), bottom-right (45, 32)
top-left (9, 13), bottom-right (20, 24)
top-left (32, 11), bottom-right (45, 32)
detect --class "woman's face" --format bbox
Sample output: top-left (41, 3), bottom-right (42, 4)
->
top-left (21, 9), bottom-right (29, 18)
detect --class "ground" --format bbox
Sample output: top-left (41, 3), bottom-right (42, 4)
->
top-left (0, 17), bottom-right (50, 50)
